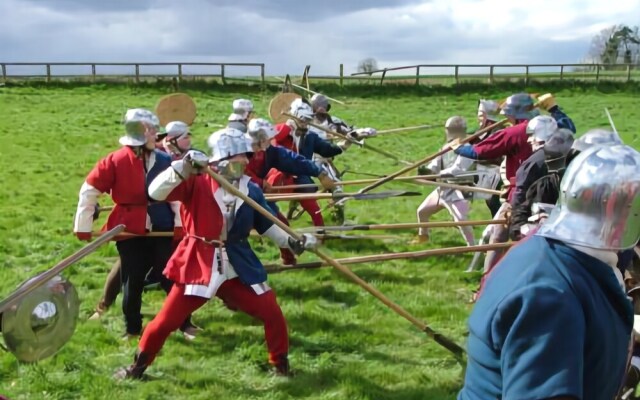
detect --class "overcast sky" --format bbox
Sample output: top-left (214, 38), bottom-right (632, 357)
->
top-left (2, 0), bottom-right (639, 76)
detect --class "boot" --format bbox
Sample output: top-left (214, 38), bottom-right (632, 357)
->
top-left (271, 354), bottom-right (292, 377)
top-left (114, 351), bottom-right (151, 380)
top-left (410, 234), bottom-right (429, 244)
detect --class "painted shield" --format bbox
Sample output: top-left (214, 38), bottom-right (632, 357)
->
top-left (155, 93), bottom-right (197, 126)
top-left (269, 92), bottom-right (301, 124)
top-left (1, 275), bottom-right (79, 362)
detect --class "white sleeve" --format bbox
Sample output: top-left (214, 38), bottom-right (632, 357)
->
top-left (170, 201), bottom-right (182, 227)
top-left (148, 161), bottom-right (185, 201)
top-left (440, 155), bottom-right (474, 175)
top-left (426, 156), bottom-right (441, 173)
top-left (73, 182), bottom-right (101, 233)
top-left (261, 225), bottom-right (291, 248)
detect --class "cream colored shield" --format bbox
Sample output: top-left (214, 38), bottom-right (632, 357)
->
top-left (269, 92), bottom-right (301, 124)
top-left (155, 93), bottom-right (197, 126)
top-left (1, 275), bottom-right (79, 362)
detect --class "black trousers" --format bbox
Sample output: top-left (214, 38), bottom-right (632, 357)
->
top-left (116, 236), bottom-right (173, 334)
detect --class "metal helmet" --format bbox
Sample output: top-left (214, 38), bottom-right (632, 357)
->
top-left (165, 121), bottom-right (190, 140)
top-left (247, 118), bottom-right (276, 151)
top-left (310, 93), bottom-right (331, 113)
top-left (1, 275), bottom-right (79, 362)
top-left (536, 144), bottom-right (640, 250)
top-left (120, 108), bottom-right (160, 146)
top-left (543, 128), bottom-right (575, 159)
top-left (500, 93), bottom-right (539, 120)
top-left (228, 99), bottom-right (254, 122)
top-left (478, 99), bottom-right (500, 122)
top-left (445, 116), bottom-right (467, 141)
top-left (526, 115), bottom-right (558, 142)
top-left (207, 127), bottom-right (253, 162)
top-left (571, 128), bottom-right (623, 153)
top-left (289, 98), bottom-right (314, 121)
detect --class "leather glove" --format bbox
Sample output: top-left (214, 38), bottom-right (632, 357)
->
top-left (175, 149), bottom-right (209, 178)
top-left (76, 232), bottom-right (92, 242)
top-left (355, 127), bottom-right (377, 137)
top-left (318, 171), bottom-right (336, 190)
top-left (287, 233), bottom-right (318, 255)
top-left (417, 165), bottom-right (432, 176)
top-left (449, 138), bottom-right (463, 150)
top-left (92, 202), bottom-right (101, 221)
top-left (537, 93), bottom-right (557, 111)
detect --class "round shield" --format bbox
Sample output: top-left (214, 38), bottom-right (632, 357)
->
top-left (269, 92), bottom-right (301, 124)
top-left (155, 93), bottom-right (197, 126)
top-left (1, 275), bottom-right (79, 362)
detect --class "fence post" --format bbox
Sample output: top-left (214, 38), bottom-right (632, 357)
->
top-left (489, 65), bottom-right (494, 84)
top-left (627, 64), bottom-right (632, 83)
top-left (524, 65), bottom-right (529, 85)
top-left (454, 65), bottom-right (459, 85)
top-left (178, 64), bottom-right (182, 80)
top-left (560, 65), bottom-right (564, 80)
top-left (1, 64), bottom-right (6, 83)
top-left (260, 64), bottom-right (265, 87)
top-left (221, 64), bottom-right (226, 84)
top-left (91, 64), bottom-right (96, 82)
top-left (415, 66), bottom-right (420, 86)
top-left (595, 64), bottom-right (600, 83)
top-left (46, 64), bottom-right (51, 83)
top-left (340, 63), bottom-right (344, 87)
top-left (135, 64), bottom-right (140, 83)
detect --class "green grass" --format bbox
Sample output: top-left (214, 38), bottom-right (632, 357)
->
top-left (0, 84), bottom-right (639, 399)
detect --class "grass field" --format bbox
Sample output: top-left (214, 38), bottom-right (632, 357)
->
top-left (0, 82), bottom-right (639, 399)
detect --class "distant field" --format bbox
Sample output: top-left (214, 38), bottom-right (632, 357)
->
top-left (0, 84), bottom-right (638, 399)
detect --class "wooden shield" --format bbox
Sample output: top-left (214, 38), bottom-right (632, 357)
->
top-left (155, 93), bottom-right (197, 126)
top-left (269, 92), bottom-right (301, 124)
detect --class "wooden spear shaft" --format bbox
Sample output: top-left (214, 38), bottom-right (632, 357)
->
top-left (203, 166), bottom-right (466, 359)
top-left (264, 242), bottom-right (515, 273)
top-left (270, 174), bottom-right (444, 190)
top-left (299, 219), bottom-right (508, 233)
top-left (376, 124), bottom-right (437, 135)
top-left (357, 119), bottom-right (509, 194)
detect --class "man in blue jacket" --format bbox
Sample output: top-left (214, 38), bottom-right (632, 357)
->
top-left (459, 144), bottom-right (640, 400)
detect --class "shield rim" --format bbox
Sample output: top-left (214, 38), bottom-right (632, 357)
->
top-left (269, 92), bottom-right (301, 124)
top-left (155, 93), bottom-right (197, 127)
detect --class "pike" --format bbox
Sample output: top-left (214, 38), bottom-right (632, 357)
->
top-left (375, 124), bottom-right (437, 135)
top-left (203, 166), bottom-right (466, 360)
top-left (265, 190), bottom-right (422, 202)
top-left (90, 230), bottom-right (398, 241)
top-left (299, 219), bottom-right (507, 233)
top-left (270, 171), bottom-right (489, 191)
top-left (0, 225), bottom-right (125, 314)
top-left (264, 242), bottom-right (515, 273)
top-left (275, 76), bottom-right (346, 105)
top-left (283, 112), bottom-right (413, 166)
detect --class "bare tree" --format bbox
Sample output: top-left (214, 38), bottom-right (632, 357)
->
top-left (587, 25), bottom-right (640, 69)
top-left (357, 58), bottom-right (379, 75)
top-left (587, 25), bottom-right (619, 66)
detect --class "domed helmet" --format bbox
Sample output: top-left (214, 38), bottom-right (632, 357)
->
top-left (310, 93), bottom-right (330, 113)
top-left (445, 116), bottom-right (467, 141)
top-left (121, 108), bottom-right (160, 147)
top-left (500, 93), bottom-right (539, 121)
top-left (567, 128), bottom-right (624, 165)
top-left (207, 128), bottom-right (253, 181)
top-left (526, 115), bottom-right (558, 151)
top-left (543, 128), bottom-right (575, 170)
top-left (228, 99), bottom-right (254, 122)
top-left (247, 118), bottom-right (277, 151)
top-left (536, 144), bottom-right (640, 250)
top-left (163, 121), bottom-right (192, 155)
top-left (477, 99), bottom-right (500, 123)
top-left (288, 99), bottom-right (314, 132)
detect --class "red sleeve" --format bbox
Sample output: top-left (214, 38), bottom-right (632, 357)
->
top-left (86, 155), bottom-right (115, 193)
top-left (164, 176), bottom-right (195, 203)
top-left (473, 128), bottom-right (512, 159)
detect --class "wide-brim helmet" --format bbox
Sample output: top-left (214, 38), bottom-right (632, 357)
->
top-left (120, 108), bottom-right (160, 146)
top-left (207, 127), bottom-right (254, 162)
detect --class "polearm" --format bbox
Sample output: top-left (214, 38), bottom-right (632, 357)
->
top-left (0, 225), bottom-right (125, 314)
top-left (269, 172), bottom-right (485, 191)
top-left (283, 112), bottom-right (413, 166)
top-left (298, 219), bottom-right (508, 233)
top-left (264, 242), bottom-right (515, 273)
top-left (275, 76), bottom-right (346, 105)
top-left (356, 119), bottom-right (509, 194)
top-left (375, 124), bottom-right (437, 135)
top-left (89, 231), bottom-right (397, 241)
top-left (203, 166), bottom-right (466, 360)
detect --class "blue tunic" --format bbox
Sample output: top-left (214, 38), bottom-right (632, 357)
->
top-left (146, 150), bottom-right (175, 231)
top-left (459, 235), bottom-right (633, 400)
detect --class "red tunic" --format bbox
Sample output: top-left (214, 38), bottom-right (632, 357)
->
top-left (162, 175), bottom-right (224, 285)
top-left (86, 147), bottom-right (149, 235)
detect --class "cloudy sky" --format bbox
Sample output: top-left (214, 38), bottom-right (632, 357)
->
top-left (2, 0), bottom-right (639, 76)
